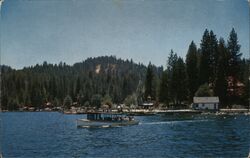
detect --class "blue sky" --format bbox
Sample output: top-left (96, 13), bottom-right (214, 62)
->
top-left (1, 0), bottom-right (249, 69)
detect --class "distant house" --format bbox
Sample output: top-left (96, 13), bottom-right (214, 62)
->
top-left (192, 97), bottom-right (219, 111)
top-left (227, 76), bottom-right (245, 96)
top-left (208, 76), bottom-right (245, 97)
top-left (138, 95), bottom-right (155, 109)
top-left (45, 102), bottom-right (53, 107)
top-left (138, 102), bottom-right (154, 109)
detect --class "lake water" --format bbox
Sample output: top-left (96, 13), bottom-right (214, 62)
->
top-left (1, 112), bottom-right (249, 157)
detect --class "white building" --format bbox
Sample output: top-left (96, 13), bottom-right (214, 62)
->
top-left (192, 97), bottom-right (219, 110)
top-left (139, 102), bottom-right (154, 109)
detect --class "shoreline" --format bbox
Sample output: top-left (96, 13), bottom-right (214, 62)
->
top-left (1, 108), bottom-right (250, 115)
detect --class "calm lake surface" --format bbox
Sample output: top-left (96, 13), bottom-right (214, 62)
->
top-left (1, 112), bottom-right (249, 157)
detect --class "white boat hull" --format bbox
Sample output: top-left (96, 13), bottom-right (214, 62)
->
top-left (76, 119), bottom-right (139, 128)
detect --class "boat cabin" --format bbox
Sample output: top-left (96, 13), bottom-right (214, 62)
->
top-left (86, 113), bottom-right (132, 121)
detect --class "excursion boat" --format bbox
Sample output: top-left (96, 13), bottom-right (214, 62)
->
top-left (76, 112), bottom-right (139, 128)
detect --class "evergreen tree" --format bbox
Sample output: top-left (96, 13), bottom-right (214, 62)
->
top-left (136, 80), bottom-right (144, 105)
top-left (63, 95), bottom-right (72, 109)
top-left (241, 59), bottom-right (250, 106)
top-left (144, 62), bottom-right (155, 100)
top-left (159, 70), bottom-right (168, 104)
top-left (91, 94), bottom-right (102, 108)
top-left (227, 28), bottom-right (242, 97)
top-left (214, 38), bottom-right (228, 106)
top-left (167, 49), bottom-right (178, 73)
top-left (171, 57), bottom-right (187, 104)
top-left (199, 29), bottom-right (210, 85)
top-left (177, 57), bottom-right (187, 104)
top-left (227, 28), bottom-right (242, 77)
top-left (209, 30), bottom-right (219, 84)
top-left (75, 76), bottom-right (81, 96)
top-left (199, 29), bottom-right (218, 86)
top-left (167, 50), bottom-right (178, 103)
top-left (102, 94), bottom-right (113, 108)
top-left (186, 41), bottom-right (199, 102)
top-left (195, 84), bottom-right (213, 97)
top-left (124, 94), bottom-right (137, 107)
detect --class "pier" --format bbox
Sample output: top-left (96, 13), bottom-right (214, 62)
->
top-left (124, 109), bottom-right (202, 116)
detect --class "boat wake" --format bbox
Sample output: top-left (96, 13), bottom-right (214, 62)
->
top-left (140, 119), bottom-right (210, 125)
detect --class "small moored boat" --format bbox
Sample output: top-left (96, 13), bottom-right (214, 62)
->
top-left (76, 112), bottom-right (139, 128)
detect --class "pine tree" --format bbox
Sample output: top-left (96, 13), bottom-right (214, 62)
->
top-left (169, 55), bottom-right (187, 105)
top-left (91, 94), bottom-right (101, 108)
top-left (167, 49), bottom-right (178, 73)
top-left (214, 38), bottom-right (228, 106)
top-left (199, 29), bottom-right (210, 85)
top-left (241, 59), bottom-right (250, 106)
top-left (63, 95), bottom-right (72, 109)
top-left (174, 57), bottom-right (187, 104)
top-left (167, 50), bottom-right (178, 103)
top-left (227, 28), bottom-right (242, 87)
top-left (159, 70), bottom-right (168, 104)
top-left (195, 83), bottom-right (213, 97)
top-left (144, 62), bottom-right (154, 100)
top-left (209, 30), bottom-right (219, 84)
top-left (199, 29), bottom-right (219, 88)
top-left (75, 76), bottom-right (81, 96)
top-left (186, 41), bottom-right (199, 102)
top-left (136, 80), bottom-right (144, 105)
top-left (227, 28), bottom-right (242, 75)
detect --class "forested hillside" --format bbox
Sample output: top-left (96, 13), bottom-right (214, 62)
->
top-left (1, 28), bottom-right (249, 111)
top-left (1, 56), bottom-right (163, 110)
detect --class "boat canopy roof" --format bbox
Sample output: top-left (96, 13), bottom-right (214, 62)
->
top-left (86, 112), bottom-right (128, 121)
top-left (86, 112), bottom-right (125, 115)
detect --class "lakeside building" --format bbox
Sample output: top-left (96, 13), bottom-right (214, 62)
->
top-left (227, 76), bottom-right (245, 96)
top-left (138, 95), bottom-right (155, 109)
top-left (138, 102), bottom-right (154, 109)
top-left (192, 97), bottom-right (219, 111)
top-left (209, 76), bottom-right (245, 96)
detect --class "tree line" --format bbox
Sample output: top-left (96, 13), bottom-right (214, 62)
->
top-left (147, 28), bottom-right (249, 108)
top-left (1, 56), bottom-right (163, 110)
top-left (1, 28), bottom-right (249, 110)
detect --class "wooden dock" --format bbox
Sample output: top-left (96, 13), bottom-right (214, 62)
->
top-left (220, 109), bottom-right (249, 113)
top-left (155, 109), bottom-right (202, 114)
top-left (126, 109), bottom-right (202, 115)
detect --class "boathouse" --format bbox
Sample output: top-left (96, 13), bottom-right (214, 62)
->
top-left (139, 102), bottom-right (154, 109)
top-left (192, 97), bottom-right (219, 111)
